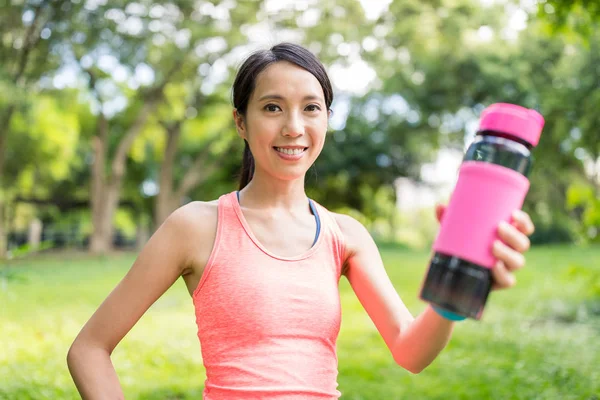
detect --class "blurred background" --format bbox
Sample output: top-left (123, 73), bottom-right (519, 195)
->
top-left (1, 0), bottom-right (599, 399)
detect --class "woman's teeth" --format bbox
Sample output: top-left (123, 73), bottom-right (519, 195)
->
top-left (275, 147), bottom-right (305, 155)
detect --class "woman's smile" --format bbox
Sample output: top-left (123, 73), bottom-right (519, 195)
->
top-left (273, 146), bottom-right (309, 160)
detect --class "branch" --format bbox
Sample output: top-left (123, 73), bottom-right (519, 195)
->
top-left (110, 56), bottom-right (190, 181)
top-left (81, 67), bottom-right (108, 111)
top-left (158, 120), bottom-right (183, 196)
top-left (110, 100), bottom-right (157, 180)
top-left (175, 135), bottom-right (222, 198)
top-left (92, 112), bottom-right (109, 186)
top-left (1, 3), bottom-right (52, 179)
top-left (143, 56), bottom-right (187, 99)
top-left (15, 195), bottom-right (137, 212)
top-left (14, 1), bottom-right (51, 84)
top-left (0, 105), bottom-right (15, 182)
top-left (161, 120), bottom-right (183, 165)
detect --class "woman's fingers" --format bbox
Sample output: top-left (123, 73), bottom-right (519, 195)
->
top-left (497, 221), bottom-right (531, 253)
top-left (511, 210), bottom-right (535, 236)
top-left (490, 210), bottom-right (535, 291)
top-left (492, 239), bottom-right (526, 272)
top-left (491, 260), bottom-right (516, 290)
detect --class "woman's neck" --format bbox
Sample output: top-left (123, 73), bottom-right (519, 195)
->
top-left (239, 170), bottom-right (309, 211)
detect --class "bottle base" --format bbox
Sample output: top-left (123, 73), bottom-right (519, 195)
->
top-left (420, 252), bottom-right (492, 320)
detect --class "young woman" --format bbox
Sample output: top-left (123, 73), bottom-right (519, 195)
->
top-left (67, 43), bottom-right (535, 399)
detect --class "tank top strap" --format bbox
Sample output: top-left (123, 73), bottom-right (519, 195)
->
top-left (220, 191), bottom-right (239, 219)
top-left (192, 192), bottom-right (239, 297)
top-left (310, 200), bottom-right (347, 278)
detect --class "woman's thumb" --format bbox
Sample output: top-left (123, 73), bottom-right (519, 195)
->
top-left (435, 204), bottom-right (446, 222)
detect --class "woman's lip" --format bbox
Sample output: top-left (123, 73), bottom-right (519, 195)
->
top-left (273, 147), bottom-right (307, 160)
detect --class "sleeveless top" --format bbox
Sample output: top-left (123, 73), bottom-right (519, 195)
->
top-left (192, 191), bottom-right (346, 399)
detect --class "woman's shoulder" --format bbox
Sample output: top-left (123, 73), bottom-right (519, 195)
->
top-left (330, 212), bottom-right (372, 256)
top-left (171, 198), bottom-right (219, 223)
top-left (165, 199), bottom-right (220, 243)
top-left (165, 200), bottom-right (221, 278)
top-left (176, 199), bottom-right (219, 217)
top-left (330, 212), bottom-right (368, 236)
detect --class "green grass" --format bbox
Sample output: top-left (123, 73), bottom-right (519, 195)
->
top-left (1, 245), bottom-right (599, 399)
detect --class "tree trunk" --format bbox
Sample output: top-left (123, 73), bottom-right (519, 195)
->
top-left (154, 130), bottom-right (221, 227)
top-left (0, 4), bottom-right (53, 259)
top-left (0, 200), bottom-right (6, 259)
top-left (28, 218), bottom-right (42, 250)
top-left (155, 194), bottom-right (181, 230)
top-left (89, 114), bottom-right (110, 254)
top-left (0, 106), bottom-right (16, 260)
top-left (136, 216), bottom-right (150, 251)
top-left (89, 101), bottom-right (158, 254)
top-left (86, 58), bottom-right (186, 252)
top-left (155, 122), bottom-right (182, 226)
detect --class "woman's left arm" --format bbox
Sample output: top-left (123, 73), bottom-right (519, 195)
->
top-left (334, 207), bottom-right (535, 374)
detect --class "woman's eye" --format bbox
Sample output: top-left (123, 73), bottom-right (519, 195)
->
top-left (305, 104), bottom-right (321, 112)
top-left (265, 104), bottom-right (281, 112)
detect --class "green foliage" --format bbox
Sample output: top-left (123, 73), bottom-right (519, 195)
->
top-left (567, 181), bottom-right (600, 242)
top-left (310, 92), bottom-right (437, 215)
top-left (7, 95), bottom-right (80, 190)
top-left (540, 0), bottom-right (600, 38)
top-left (567, 263), bottom-right (600, 300)
top-left (114, 208), bottom-right (139, 238)
top-left (9, 241), bottom-right (54, 259)
top-left (528, 221), bottom-right (577, 245)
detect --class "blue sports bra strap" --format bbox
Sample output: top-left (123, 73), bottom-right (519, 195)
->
top-left (308, 199), bottom-right (321, 246)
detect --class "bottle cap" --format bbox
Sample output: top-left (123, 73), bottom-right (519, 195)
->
top-left (478, 103), bottom-right (545, 147)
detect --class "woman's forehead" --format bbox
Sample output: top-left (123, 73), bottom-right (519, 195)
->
top-left (252, 61), bottom-right (325, 101)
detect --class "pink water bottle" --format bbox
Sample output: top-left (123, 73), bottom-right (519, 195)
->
top-left (420, 103), bottom-right (545, 320)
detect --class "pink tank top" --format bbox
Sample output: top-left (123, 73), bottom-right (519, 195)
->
top-left (192, 192), bottom-right (346, 399)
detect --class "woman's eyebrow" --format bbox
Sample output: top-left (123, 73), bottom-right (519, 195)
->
top-left (257, 94), bottom-right (323, 102)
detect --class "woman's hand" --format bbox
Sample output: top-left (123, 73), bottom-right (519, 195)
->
top-left (435, 205), bottom-right (535, 290)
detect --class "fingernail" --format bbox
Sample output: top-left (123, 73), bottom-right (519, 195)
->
top-left (508, 275), bottom-right (517, 287)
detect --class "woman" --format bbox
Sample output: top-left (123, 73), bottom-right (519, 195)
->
top-left (67, 43), bottom-right (534, 399)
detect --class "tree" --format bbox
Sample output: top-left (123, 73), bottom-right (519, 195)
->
top-left (65, 0), bottom-right (264, 252)
top-left (153, 92), bottom-right (234, 226)
top-left (537, 1), bottom-right (600, 241)
top-left (540, 0), bottom-right (600, 37)
top-left (0, 1), bottom-right (83, 258)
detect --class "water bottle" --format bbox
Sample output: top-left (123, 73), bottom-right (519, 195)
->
top-left (419, 103), bottom-right (545, 320)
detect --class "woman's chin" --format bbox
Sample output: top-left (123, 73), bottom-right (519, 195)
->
top-left (269, 169), bottom-right (309, 183)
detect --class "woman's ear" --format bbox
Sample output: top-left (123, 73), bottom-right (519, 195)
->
top-left (233, 109), bottom-right (246, 140)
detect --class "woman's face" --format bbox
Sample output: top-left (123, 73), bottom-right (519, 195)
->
top-left (234, 61), bottom-right (329, 182)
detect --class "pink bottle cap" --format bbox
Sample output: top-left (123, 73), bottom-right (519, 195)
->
top-left (478, 103), bottom-right (545, 147)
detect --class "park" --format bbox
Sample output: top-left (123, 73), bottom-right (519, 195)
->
top-left (1, 1), bottom-right (599, 399)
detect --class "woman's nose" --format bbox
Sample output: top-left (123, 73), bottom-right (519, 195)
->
top-left (282, 112), bottom-right (304, 137)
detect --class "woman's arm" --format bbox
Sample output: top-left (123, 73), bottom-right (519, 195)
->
top-left (334, 207), bottom-right (534, 374)
top-left (67, 202), bottom-right (214, 399)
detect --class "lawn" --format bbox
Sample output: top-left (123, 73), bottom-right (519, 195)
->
top-left (1, 244), bottom-right (599, 399)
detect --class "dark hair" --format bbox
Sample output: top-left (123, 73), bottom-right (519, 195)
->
top-left (232, 42), bottom-right (334, 190)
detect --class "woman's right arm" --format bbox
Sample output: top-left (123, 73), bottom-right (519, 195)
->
top-left (67, 203), bottom-right (209, 399)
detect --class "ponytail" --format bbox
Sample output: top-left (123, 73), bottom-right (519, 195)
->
top-left (238, 140), bottom-right (255, 190)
